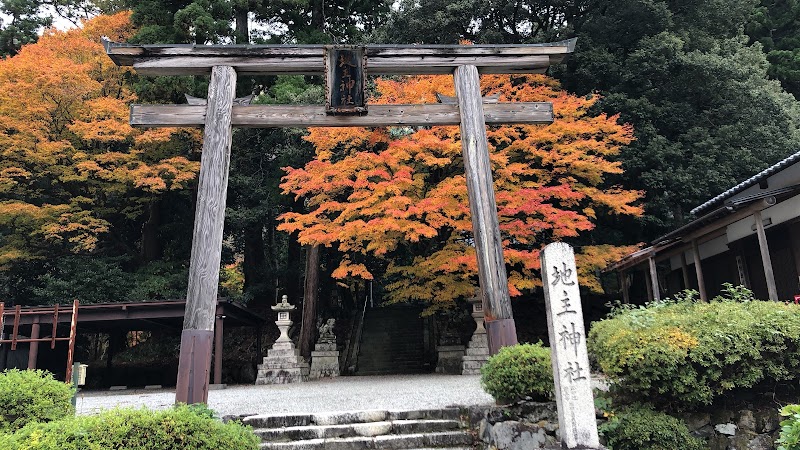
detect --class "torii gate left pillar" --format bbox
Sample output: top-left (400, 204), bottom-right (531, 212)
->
top-left (174, 66), bottom-right (236, 404)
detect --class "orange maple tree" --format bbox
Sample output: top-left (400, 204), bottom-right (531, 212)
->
top-left (281, 74), bottom-right (640, 311)
top-left (0, 12), bottom-right (200, 265)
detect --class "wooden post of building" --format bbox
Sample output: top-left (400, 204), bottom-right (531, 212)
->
top-left (28, 315), bottom-right (39, 370)
top-left (754, 210), bottom-right (779, 301)
top-left (620, 271), bottom-right (630, 304)
top-left (691, 239), bottom-right (708, 302)
top-left (65, 300), bottom-right (78, 383)
top-left (680, 252), bottom-right (690, 290)
top-left (213, 315), bottom-right (223, 385)
top-left (454, 65), bottom-right (517, 354)
top-left (789, 224), bottom-right (800, 293)
top-left (648, 255), bottom-right (660, 302)
top-left (644, 267), bottom-right (654, 303)
top-left (176, 65), bottom-right (237, 405)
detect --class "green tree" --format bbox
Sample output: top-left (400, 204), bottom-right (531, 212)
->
top-left (0, 0), bottom-right (52, 56)
top-left (369, 0), bottom-right (582, 44)
top-left (747, 0), bottom-right (800, 98)
top-left (562, 0), bottom-right (800, 237)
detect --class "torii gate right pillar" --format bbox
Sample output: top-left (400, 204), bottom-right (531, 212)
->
top-left (454, 65), bottom-right (518, 354)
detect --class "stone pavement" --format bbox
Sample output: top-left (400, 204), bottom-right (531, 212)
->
top-left (75, 374), bottom-right (495, 417)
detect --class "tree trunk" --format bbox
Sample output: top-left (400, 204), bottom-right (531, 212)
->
top-left (310, 0), bottom-right (325, 32)
top-left (299, 245), bottom-right (321, 358)
top-left (235, 8), bottom-right (249, 44)
top-left (672, 203), bottom-right (685, 227)
top-left (285, 232), bottom-right (302, 303)
top-left (243, 223), bottom-right (268, 306)
top-left (140, 200), bottom-right (162, 262)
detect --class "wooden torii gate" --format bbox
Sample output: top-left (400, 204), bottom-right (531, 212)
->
top-left (105, 39), bottom-right (576, 404)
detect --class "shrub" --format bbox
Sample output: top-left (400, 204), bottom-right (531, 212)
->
top-left (480, 342), bottom-right (553, 403)
top-left (600, 404), bottom-right (705, 450)
top-left (0, 369), bottom-right (74, 432)
top-left (1, 404), bottom-right (260, 450)
top-left (778, 404), bottom-right (800, 450)
top-left (589, 296), bottom-right (800, 409)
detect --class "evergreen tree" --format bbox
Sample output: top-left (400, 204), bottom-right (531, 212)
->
top-left (563, 0), bottom-right (800, 238)
top-left (0, 0), bottom-right (52, 56)
top-left (747, 0), bottom-right (800, 98)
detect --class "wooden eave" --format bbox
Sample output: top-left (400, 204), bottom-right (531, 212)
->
top-left (604, 186), bottom-right (800, 274)
top-left (103, 39), bottom-right (577, 76)
top-left (1, 299), bottom-right (265, 330)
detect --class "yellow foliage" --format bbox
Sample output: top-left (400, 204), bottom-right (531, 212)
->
top-left (0, 12), bottom-right (201, 262)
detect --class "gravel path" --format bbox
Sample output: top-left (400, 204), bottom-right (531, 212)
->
top-left (75, 374), bottom-right (495, 417)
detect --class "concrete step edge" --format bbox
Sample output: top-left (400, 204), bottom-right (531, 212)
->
top-left (254, 419), bottom-right (463, 442)
top-left (245, 408), bottom-right (465, 428)
top-left (258, 431), bottom-right (473, 450)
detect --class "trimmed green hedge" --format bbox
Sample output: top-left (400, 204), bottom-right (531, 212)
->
top-left (0, 405), bottom-right (260, 450)
top-left (589, 295), bottom-right (800, 409)
top-left (0, 369), bottom-right (74, 432)
top-left (778, 404), bottom-right (800, 450)
top-left (480, 342), bottom-right (553, 403)
top-left (600, 404), bottom-right (705, 450)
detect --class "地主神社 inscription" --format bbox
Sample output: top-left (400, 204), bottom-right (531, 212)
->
top-left (541, 242), bottom-right (603, 449)
top-left (325, 47), bottom-right (365, 114)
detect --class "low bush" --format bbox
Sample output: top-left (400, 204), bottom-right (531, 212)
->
top-left (0, 369), bottom-right (74, 432)
top-left (480, 342), bottom-right (553, 403)
top-left (599, 404), bottom-right (705, 450)
top-left (0, 404), bottom-right (260, 450)
top-left (589, 290), bottom-right (800, 409)
top-left (778, 404), bottom-right (800, 450)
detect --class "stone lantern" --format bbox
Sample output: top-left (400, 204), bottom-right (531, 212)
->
top-left (462, 291), bottom-right (490, 375)
top-left (255, 295), bottom-right (309, 384)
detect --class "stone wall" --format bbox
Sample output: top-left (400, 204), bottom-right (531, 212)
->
top-left (679, 406), bottom-right (781, 450)
top-left (475, 401), bottom-right (561, 450)
top-left (473, 400), bottom-right (782, 450)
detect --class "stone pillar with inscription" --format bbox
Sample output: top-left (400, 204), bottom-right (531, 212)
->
top-left (541, 242), bottom-right (603, 449)
top-left (462, 292), bottom-right (490, 375)
top-left (255, 295), bottom-right (309, 384)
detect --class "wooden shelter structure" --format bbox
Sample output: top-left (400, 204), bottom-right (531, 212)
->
top-left (607, 149), bottom-right (800, 303)
top-left (105, 39), bottom-right (576, 404)
top-left (0, 299), bottom-right (264, 385)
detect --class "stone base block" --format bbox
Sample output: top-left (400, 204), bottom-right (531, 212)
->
top-left (462, 356), bottom-right (489, 375)
top-left (267, 347), bottom-right (301, 358)
top-left (469, 333), bottom-right (488, 347)
top-left (436, 345), bottom-right (465, 374)
top-left (255, 367), bottom-right (307, 384)
top-left (466, 346), bottom-right (489, 357)
top-left (309, 348), bottom-right (340, 379)
top-left (311, 350), bottom-right (339, 357)
top-left (255, 344), bottom-right (309, 384)
top-left (259, 360), bottom-right (310, 371)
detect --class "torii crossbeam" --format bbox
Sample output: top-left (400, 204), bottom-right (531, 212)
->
top-left (105, 39), bottom-right (576, 405)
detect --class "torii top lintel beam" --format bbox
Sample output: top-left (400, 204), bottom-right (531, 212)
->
top-left (103, 39), bottom-right (576, 76)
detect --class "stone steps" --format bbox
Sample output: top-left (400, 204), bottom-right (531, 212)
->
top-left (257, 430), bottom-right (473, 449)
top-left (243, 408), bottom-right (475, 450)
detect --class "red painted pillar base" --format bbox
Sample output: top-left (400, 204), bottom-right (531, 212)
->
top-left (485, 318), bottom-right (518, 355)
top-left (175, 329), bottom-right (213, 405)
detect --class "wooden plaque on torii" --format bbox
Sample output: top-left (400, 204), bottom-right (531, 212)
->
top-left (104, 38), bottom-right (576, 405)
